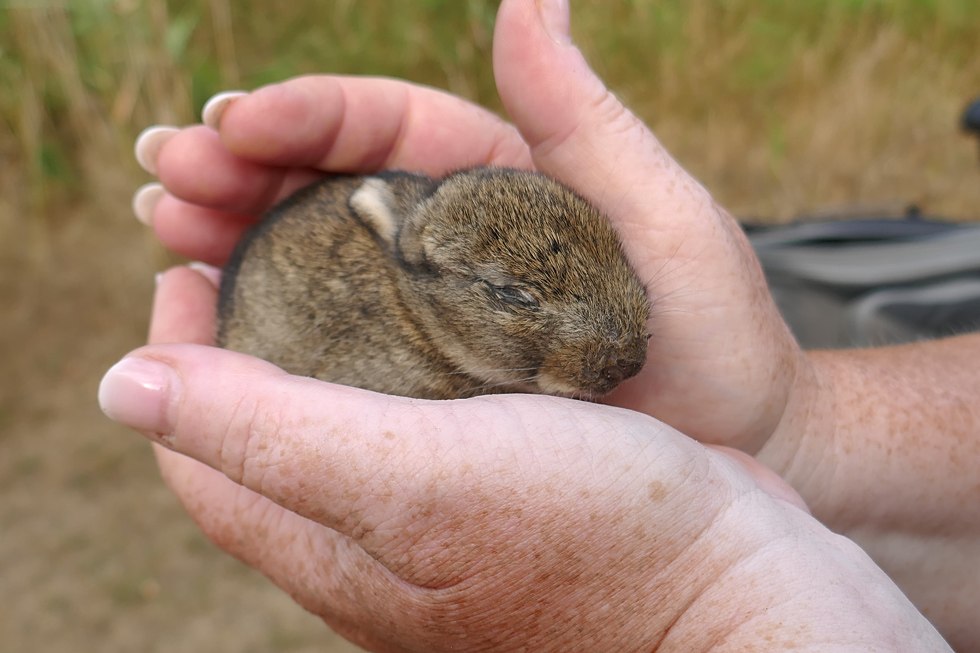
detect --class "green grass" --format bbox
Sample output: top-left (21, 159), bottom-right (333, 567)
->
top-left (1, 0), bottom-right (979, 227)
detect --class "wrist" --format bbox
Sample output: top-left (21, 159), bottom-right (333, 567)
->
top-left (765, 338), bottom-right (980, 531)
top-left (755, 340), bottom-right (980, 650)
top-left (755, 346), bottom-right (839, 514)
top-left (662, 474), bottom-right (949, 652)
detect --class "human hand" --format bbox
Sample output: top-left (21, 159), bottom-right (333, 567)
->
top-left (97, 264), bottom-right (948, 652)
top-left (134, 0), bottom-right (813, 460)
top-left (125, 1), bottom-right (980, 646)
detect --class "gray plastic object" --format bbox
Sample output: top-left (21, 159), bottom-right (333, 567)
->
top-left (848, 277), bottom-right (980, 347)
top-left (963, 96), bottom-right (980, 135)
top-left (746, 220), bottom-right (980, 349)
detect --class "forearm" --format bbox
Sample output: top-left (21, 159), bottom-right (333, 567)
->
top-left (787, 333), bottom-right (980, 531)
top-left (760, 332), bottom-right (980, 648)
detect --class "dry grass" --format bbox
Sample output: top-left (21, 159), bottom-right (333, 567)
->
top-left (579, 1), bottom-right (980, 219)
top-left (1, 1), bottom-right (979, 651)
top-left (3, 1), bottom-right (978, 230)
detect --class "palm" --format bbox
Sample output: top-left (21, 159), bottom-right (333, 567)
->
top-left (141, 267), bottom-right (942, 652)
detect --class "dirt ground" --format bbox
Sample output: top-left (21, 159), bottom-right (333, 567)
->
top-left (0, 194), bottom-right (365, 652)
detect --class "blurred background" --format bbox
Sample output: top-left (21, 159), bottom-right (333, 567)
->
top-left (1, 1), bottom-right (978, 651)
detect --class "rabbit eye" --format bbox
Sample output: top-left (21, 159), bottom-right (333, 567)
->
top-left (488, 284), bottom-right (539, 308)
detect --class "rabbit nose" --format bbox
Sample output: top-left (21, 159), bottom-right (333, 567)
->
top-left (602, 358), bottom-right (643, 385)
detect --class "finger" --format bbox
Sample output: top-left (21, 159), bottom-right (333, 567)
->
top-left (148, 265), bottom-right (220, 346)
top-left (150, 193), bottom-right (252, 267)
top-left (154, 76), bottom-right (533, 218)
top-left (154, 125), bottom-right (290, 215)
top-left (144, 181), bottom-right (324, 267)
top-left (218, 75), bottom-right (533, 174)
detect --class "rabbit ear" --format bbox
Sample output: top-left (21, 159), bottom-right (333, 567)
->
top-left (349, 173), bottom-right (438, 268)
top-left (349, 178), bottom-right (401, 248)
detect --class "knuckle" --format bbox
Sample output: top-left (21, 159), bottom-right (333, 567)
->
top-left (220, 391), bottom-right (287, 493)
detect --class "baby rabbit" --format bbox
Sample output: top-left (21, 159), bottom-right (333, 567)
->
top-left (217, 167), bottom-right (650, 400)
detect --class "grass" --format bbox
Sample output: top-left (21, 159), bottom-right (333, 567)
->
top-left (1, 0), bottom-right (979, 233)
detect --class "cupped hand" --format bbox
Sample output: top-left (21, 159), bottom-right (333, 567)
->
top-left (135, 0), bottom-right (814, 459)
top-left (96, 264), bottom-right (947, 652)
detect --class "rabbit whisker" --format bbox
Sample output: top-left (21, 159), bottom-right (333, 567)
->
top-left (441, 366), bottom-right (540, 376)
top-left (464, 375), bottom-right (540, 393)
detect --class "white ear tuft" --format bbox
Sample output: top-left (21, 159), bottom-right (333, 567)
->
top-left (350, 178), bottom-right (398, 246)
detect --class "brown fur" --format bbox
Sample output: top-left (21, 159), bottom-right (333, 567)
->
top-left (217, 167), bottom-right (650, 400)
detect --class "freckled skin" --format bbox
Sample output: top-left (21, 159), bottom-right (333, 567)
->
top-left (757, 334), bottom-right (980, 652)
top-left (217, 167), bottom-right (650, 400)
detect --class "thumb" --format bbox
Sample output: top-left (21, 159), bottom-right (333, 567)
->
top-left (493, 1), bottom-right (802, 450)
top-left (97, 343), bottom-right (444, 548)
top-left (493, 0), bottom-right (734, 259)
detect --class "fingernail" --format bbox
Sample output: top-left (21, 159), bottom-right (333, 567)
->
top-left (132, 182), bottom-right (165, 226)
top-left (188, 261), bottom-right (222, 288)
top-left (135, 125), bottom-right (180, 175)
top-left (99, 357), bottom-right (180, 443)
top-left (202, 91), bottom-right (248, 131)
top-left (536, 0), bottom-right (571, 45)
